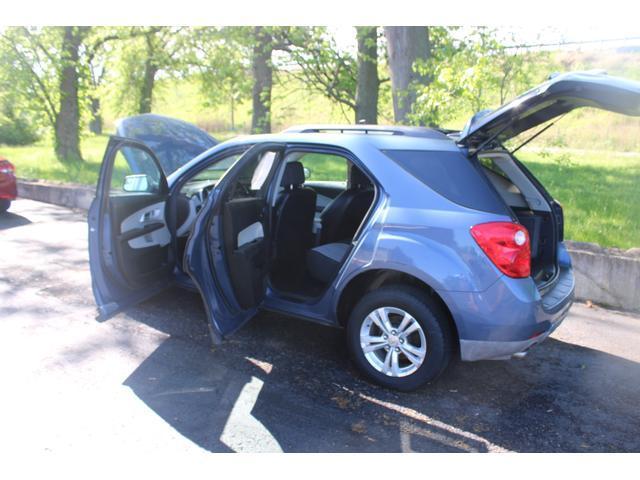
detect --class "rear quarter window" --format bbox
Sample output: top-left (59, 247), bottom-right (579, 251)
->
top-left (381, 149), bottom-right (508, 214)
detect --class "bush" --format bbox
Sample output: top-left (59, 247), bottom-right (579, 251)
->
top-left (0, 114), bottom-right (40, 146)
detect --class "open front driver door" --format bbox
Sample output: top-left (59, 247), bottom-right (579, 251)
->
top-left (89, 136), bottom-right (172, 318)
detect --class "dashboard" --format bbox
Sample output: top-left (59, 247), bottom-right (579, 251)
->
top-left (175, 179), bottom-right (218, 237)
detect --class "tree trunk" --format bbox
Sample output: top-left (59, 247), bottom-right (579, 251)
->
top-left (54, 27), bottom-right (84, 163)
top-left (383, 26), bottom-right (431, 124)
top-left (355, 26), bottom-right (379, 124)
top-left (139, 61), bottom-right (157, 114)
top-left (251, 27), bottom-right (273, 134)
top-left (139, 32), bottom-right (158, 114)
top-left (88, 96), bottom-right (103, 134)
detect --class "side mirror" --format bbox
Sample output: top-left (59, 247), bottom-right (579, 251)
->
top-left (303, 167), bottom-right (311, 180)
top-left (122, 174), bottom-right (150, 192)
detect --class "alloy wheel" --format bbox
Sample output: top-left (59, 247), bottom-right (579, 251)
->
top-left (359, 306), bottom-right (427, 377)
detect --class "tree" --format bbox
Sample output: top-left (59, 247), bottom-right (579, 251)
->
top-left (283, 27), bottom-right (359, 122)
top-left (282, 27), bottom-right (388, 124)
top-left (251, 27), bottom-right (273, 133)
top-left (355, 26), bottom-right (379, 124)
top-left (383, 26), bottom-right (431, 124)
top-left (0, 26), bottom-right (89, 163)
top-left (54, 26), bottom-right (88, 162)
top-left (84, 27), bottom-right (134, 134)
top-left (109, 27), bottom-right (187, 116)
top-left (410, 27), bottom-right (544, 127)
top-left (186, 27), bottom-right (252, 131)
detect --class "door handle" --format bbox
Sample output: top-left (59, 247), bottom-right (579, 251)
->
top-left (140, 209), bottom-right (161, 222)
top-left (119, 222), bottom-right (164, 242)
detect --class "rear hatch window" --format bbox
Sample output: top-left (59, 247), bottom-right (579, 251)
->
top-left (381, 149), bottom-right (508, 214)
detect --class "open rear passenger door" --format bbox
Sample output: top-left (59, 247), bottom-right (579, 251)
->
top-left (89, 137), bottom-right (172, 318)
top-left (184, 143), bottom-right (283, 343)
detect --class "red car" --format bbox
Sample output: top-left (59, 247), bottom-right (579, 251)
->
top-left (0, 158), bottom-right (17, 213)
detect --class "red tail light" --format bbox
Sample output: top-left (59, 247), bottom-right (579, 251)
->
top-left (0, 159), bottom-right (15, 175)
top-left (470, 222), bottom-right (531, 278)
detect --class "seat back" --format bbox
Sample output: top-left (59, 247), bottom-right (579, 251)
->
top-left (319, 166), bottom-right (373, 244)
top-left (273, 161), bottom-right (317, 273)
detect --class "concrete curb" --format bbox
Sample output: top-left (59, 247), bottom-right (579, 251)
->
top-left (16, 178), bottom-right (640, 313)
top-left (565, 241), bottom-right (640, 313)
top-left (17, 178), bottom-right (95, 211)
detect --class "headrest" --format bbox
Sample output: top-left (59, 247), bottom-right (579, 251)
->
top-left (281, 161), bottom-right (305, 187)
top-left (350, 166), bottom-right (371, 189)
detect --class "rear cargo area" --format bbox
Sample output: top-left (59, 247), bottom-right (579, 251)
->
top-left (477, 151), bottom-right (559, 287)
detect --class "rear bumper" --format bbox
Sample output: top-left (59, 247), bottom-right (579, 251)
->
top-left (460, 302), bottom-right (570, 361)
top-left (448, 263), bottom-right (575, 362)
top-left (0, 173), bottom-right (17, 200)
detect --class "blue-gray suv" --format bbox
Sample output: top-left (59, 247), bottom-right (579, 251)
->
top-left (89, 72), bottom-right (640, 390)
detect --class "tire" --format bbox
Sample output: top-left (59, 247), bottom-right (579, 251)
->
top-left (346, 285), bottom-right (453, 391)
top-left (0, 199), bottom-right (10, 214)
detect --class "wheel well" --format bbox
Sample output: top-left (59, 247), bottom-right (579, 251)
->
top-left (337, 269), bottom-right (460, 349)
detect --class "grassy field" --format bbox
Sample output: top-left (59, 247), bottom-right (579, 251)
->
top-left (518, 149), bottom-right (640, 249)
top-left (0, 135), bottom-right (110, 185)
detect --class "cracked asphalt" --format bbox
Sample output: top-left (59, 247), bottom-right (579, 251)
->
top-left (1, 199), bottom-right (639, 454)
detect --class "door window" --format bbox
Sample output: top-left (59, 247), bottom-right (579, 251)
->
top-left (110, 146), bottom-right (163, 194)
top-left (297, 152), bottom-right (348, 183)
top-left (228, 150), bottom-right (278, 200)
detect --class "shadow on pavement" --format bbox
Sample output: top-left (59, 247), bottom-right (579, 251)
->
top-left (0, 211), bottom-right (32, 230)
top-left (120, 288), bottom-right (640, 453)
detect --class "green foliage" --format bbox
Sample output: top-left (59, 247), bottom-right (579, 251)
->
top-left (186, 27), bottom-right (252, 124)
top-left (283, 27), bottom-right (359, 117)
top-left (0, 107), bottom-right (40, 145)
top-left (105, 27), bottom-right (191, 116)
top-left (0, 27), bottom-right (64, 131)
top-left (411, 27), bottom-right (549, 127)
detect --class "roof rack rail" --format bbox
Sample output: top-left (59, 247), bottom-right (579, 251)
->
top-left (292, 126), bottom-right (403, 135)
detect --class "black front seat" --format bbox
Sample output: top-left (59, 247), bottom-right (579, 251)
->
top-left (272, 161), bottom-right (317, 277)
top-left (319, 165), bottom-right (374, 244)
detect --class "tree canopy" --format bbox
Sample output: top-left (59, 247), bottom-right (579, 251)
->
top-left (0, 26), bottom-right (545, 161)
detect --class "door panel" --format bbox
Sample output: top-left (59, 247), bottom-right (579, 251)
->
top-left (89, 137), bottom-right (171, 318)
top-left (109, 194), bottom-right (170, 286)
top-left (222, 197), bottom-right (267, 309)
top-left (184, 143), bottom-right (283, 341)
top-left (118, 200), bottom-right (170, 249)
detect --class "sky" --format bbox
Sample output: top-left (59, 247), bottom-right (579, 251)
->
top-left (331, 26), bottom-right (640, 53)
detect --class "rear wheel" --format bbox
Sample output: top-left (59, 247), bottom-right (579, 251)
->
top-left (0, 199), bottom-right (10, 213)
top-left (346, 285), bottom-right (453, 391)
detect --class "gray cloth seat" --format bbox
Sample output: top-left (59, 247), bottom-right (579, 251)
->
top-left (306, 242), bottom-right (350, 283)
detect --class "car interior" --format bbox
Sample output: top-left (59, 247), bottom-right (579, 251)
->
top-left (174, 149), bottom-right (376, 302)
top-left (478, 151), bottom-right (558, 286)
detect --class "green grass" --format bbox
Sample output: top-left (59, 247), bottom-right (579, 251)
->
top-left (518, 148), bottom-right (640, 249)
top-left (0, 134), bottom-right (109, 186)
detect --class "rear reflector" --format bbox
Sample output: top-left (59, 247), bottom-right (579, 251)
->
top-left (470, 222), bottom-right (531, 278)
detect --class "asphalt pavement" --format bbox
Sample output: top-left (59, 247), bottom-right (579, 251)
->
top-left (1, 199), bottom-right (639, 454)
